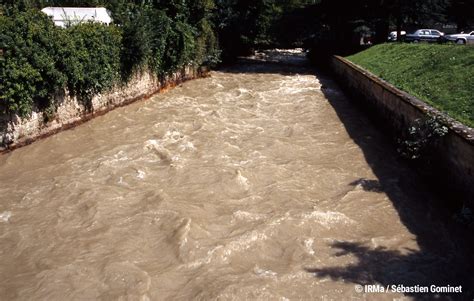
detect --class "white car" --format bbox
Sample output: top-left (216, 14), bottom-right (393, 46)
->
top-left (444, 31), bottom-right (474, 45)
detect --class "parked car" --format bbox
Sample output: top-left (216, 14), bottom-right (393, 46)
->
top-left (444, 31), bottom-right (474, 44)
top-left (387, 31), bottom-right (406, 41)
top-left (404, 29), bottom-right (444, 43)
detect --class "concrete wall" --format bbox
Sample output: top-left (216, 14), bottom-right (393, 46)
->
top-left (0, 66), bottom-right (207, 153)
top-left (331, 56), bottom-right (474, 206)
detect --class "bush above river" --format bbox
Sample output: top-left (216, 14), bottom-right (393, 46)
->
top-left (0, 6), bottom-right (219, 117)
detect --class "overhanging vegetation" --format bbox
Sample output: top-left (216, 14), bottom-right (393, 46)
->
top-left (0, 2), bottom-right (219, 117)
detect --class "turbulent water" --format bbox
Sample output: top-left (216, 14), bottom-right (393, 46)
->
top-left (0, 50), bottom-right (473, 300)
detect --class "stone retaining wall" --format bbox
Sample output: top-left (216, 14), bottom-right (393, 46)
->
top-left (332, 55), bottom-right (474, 206)
top-left (0, 66), bottom-right (207, 153)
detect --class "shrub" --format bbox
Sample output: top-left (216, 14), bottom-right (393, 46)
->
top-left (162, 20), bottom-right (196, 73)
top-left (146, 8), bottom-right (173, 76)
top-left (119, 7), bottom-right (153, 80)
top-left (64, 22), bottom-right (122, 106)
top-left (0, 10), bottom-right (122, 115)
top-left (397, 116), bottom-right (448, 160)
top-left (0, 4), bottom-right (220, 118)
top-left (118, 7), bottom-right (198, 78)
top-left (194, 18), bottom-right (220, 66)
top-left (0, 10), bottom-right (66, 116)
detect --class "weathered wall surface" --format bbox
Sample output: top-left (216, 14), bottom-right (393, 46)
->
top-left (331, 56), bottom-right (474, 206)
top-left (0, 66), bottom-right (206, 152)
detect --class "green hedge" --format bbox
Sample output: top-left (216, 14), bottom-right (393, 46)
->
top-left (0, 5), bottom-right (220, 118)
top-left (64, 23), bottom-right (122, 105)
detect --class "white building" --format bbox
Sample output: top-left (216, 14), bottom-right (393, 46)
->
top-left (41, 7), bottom-right (112, 27)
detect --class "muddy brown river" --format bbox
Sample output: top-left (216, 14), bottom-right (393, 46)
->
top-left (0, 50), bottom-right (473, 300)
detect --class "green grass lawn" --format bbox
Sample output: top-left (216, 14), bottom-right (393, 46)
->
top-left (346, 43), bottom-right (474, 128)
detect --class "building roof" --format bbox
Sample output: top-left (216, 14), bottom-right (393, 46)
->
top-left (41, 7), bottom-right (112, 27)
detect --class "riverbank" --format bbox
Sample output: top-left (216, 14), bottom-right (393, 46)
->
top-left (346, 43), bottom-right (474, 128)
top-left (0, 7), bottom-right (218, 153)
top-left (0, 66), bottom-right (208, 153)
top-left (2, 52), bottom-right (472, 299)
top-left (331, 55), bottom-right (474, 208)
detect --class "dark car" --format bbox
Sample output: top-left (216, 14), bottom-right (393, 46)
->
top-left (405, 29), bottom-right (444, 43)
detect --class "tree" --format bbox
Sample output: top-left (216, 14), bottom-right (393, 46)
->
top-left (448, 0), bottom-right (474, 31)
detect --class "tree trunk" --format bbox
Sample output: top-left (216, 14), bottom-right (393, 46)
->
top-left (396, 0), bottom-right (403, 42)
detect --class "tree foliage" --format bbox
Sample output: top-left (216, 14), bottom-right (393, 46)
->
top-left (448, 0), bottom-right (474, 31)
top-left (0, 10), bottom-right (66, 115)
top-left (64, 22), bottom-right (122, 104)
top-left (0, 0), bottom-right (470, 116)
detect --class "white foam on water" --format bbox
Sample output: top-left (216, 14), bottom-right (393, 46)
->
top-left (301, 211), bottom-right (355, 228)
top-left (144, 139), bottom-right (160, 149)
top-left (304, 238), bottom-right (315, 255)
top-left (236, 170), bottom-right (250, 190)
top-left (137, 106), bottom-right (153, 112)
top-left (254, 265), bottom-right (277, 278)
top-left (114, 151), bottom-right (130, 161)
top-left (233, 210), bottom-right (266, 221)
top-left (251, 150), bottom-right (266, 159)
top-left (211, 82), bottom-right (224, 88)
top-left (97, 150), bottom-right (130, 167)
top-left (221, 232), bottom-right (267, 262)
top-left (136, 170), bottom-right (146, 179)
top-left (170, 155), bottom-right (184, 169)
top-left (179, 141), bottom-right (196, 152)
top-left (280, 270), bottom-right (312, 281)
top-left (185, 230), bottom-right (268, 268)
top-left (0, 211), bottom-right (12, 223)
top-left (268, 212), bottom-right (292, 226)
top-left (163, 129), bottom-right (184, 142)
top-left (144, 140), bottom-right (173, 163)
top-left (224, 142), bottom-right (241, 150)
top-left (174, 218), bottom-right (192, 250)
top-left (233, 88), bottom-right (251, 98)
top-left (185, 245), bottom-right (225, 268)
top-left (370, 236), bottom-right (402, 249)
top-left (221, 154), bottom-right (231, 160)
top-left (275, 48), bottom-right (303, 53)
